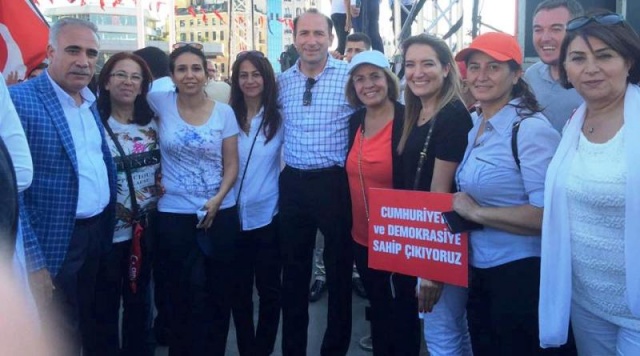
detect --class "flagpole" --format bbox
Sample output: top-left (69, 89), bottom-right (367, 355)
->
top-left (167, 0), bottom-right (176, 48)
top-left (29, 0), bottom-right (50, 26)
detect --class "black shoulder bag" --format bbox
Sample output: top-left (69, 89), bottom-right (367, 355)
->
top-left (103, 121), bottom-right (147, 294)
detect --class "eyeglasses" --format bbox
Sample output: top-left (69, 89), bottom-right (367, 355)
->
top-left (236, 50), bottom-right (265, 60)
top-left (303, 77), bottom-right (316, 106)
top-left (566, 13), bottom-right (624, 31)
top-left (172, 42), bottom-right (204, 50)
top-left (110, 71), bottom-right (143, 84)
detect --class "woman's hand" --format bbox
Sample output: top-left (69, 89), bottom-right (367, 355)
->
top-left (452, 192), bottom-right (480, 222)
top-left (417, 278), bottom-right (443, 313)
top-left (155, 171), bottom-right (166, 197)
top-left (198, 195), bottom-right (222, 229)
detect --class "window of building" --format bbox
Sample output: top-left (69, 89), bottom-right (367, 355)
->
top-left (212, 31), bottom-right (217, 41)
top-left (205, 31), bottom-right (209, 40)
top-left (221, 63), bottom-right (225, 73)
top-left (197, 32), bottom-right (203, 42)
top-left (190, 19), bottom-right (194, 26)
top-left (197, 19), bottom-right (201, 26)
top-left (221, 31), bottom-right (224, 41)
top-left (190, 32), bottom-right (194, 42)
top-left (180, 20), bottom-right (185, 27)
top-left (180, 33), bottom-right (187, 41)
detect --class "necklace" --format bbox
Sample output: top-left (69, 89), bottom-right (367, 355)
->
top-left (358, 125), bottom-right (369, 221)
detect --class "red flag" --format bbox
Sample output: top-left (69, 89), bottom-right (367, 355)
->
top-left (100, 0), bottom-right (105, 10)
top-left (0, 0), bottom-right (49, 81)
top-left (80, 0), bottom-right (86, 5)
top-left (188, 6), bottom-right (196, 17)
top-left (287, 19), bottom-right (294, 30)
top-left (200, 8), bottom-right (207, 24)
top-left (213, 9), bottom-right (224, 24)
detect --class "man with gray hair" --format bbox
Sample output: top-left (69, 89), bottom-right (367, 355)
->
top-left (9, 17), bottom-right (116, 355)
top-left (524, 0), bottom-right (584, 132)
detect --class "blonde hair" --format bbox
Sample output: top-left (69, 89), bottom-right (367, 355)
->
top-left (397, 34), bottom-right (462, 154)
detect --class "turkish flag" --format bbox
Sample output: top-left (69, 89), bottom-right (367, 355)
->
top-left (213, 9), bottom-right (224, 24)
top-left (0, 0), bottom-right (49, 81)
top-left (188, 6), bottom-right (196, 18)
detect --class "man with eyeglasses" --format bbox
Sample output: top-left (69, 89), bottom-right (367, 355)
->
top-left (524, 0), bottom-right (584, 133)
top-left (9, 18), bottom-right (116, 356)
top-left (277, 8), bottom-right (355, 356)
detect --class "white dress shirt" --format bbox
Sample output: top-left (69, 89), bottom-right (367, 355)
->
top-left (47, 73), bottom-right (110, 218)
top-left (235, 108), bottom-right (283, 231)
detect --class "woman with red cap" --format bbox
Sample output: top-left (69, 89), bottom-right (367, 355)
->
top-left (452, 32), bottom-right (561, 355)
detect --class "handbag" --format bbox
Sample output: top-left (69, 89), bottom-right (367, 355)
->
top-left (104, 121), bottom-right (146, 294)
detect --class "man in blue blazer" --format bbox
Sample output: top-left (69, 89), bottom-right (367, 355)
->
top-left (9, 18), bottom-right (116, 355)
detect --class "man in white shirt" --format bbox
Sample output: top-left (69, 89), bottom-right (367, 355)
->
top-left (9, 18), bottom-right (116, 356)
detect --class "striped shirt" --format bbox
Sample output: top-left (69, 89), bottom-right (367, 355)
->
top-left (278, 55), bottom-right (354, 169)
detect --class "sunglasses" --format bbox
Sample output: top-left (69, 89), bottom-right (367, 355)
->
top-left (172, 42), bottom-right (204, 50)
top-left (566, 13), bottom-right (624, 31)
top-left (303, 78), bottom-right (317, 106)
top-left (236, 50), bottom-right (265, 60)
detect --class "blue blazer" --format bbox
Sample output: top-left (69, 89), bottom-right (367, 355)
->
top-left (10, 73), bottom-right (116, 276)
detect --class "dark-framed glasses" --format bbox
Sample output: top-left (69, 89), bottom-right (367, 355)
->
top-left (303, 77), bottom-right (317, 106)
top-left (566, 13), bottom-right (624, 31)
top-left (110, 71), bottom-right (143, 84)
top-left (172, 42), bottom-right (204, 50)
top-left (236, 50), bottom-right (265, 60)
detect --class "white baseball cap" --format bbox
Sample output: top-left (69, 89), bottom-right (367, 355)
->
top-left (347, 50), bottom-right (390, 74)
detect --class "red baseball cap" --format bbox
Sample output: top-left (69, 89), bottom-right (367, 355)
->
top-left (454, 32), bottom-right (523, 65)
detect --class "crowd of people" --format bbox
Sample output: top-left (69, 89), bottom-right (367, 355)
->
top-left (1, 0), bottom-right (640, 355)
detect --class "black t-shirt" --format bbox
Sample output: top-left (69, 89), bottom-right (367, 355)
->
top-left (400, 99), bottom-right (472, 192)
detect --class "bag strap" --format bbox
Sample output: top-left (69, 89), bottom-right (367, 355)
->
top-left (103, 120), bottom-right (140, 217)
top-left (511, 118), bottom-right (528, 171)
top-left (236, 115), bottom-right (266, 201)
top-left (413, 118), bottom-right (437, 190)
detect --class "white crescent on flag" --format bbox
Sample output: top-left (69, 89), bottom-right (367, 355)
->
top-left (0, 0), bottom-right (49, 81)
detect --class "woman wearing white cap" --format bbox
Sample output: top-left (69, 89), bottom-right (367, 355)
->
top-left (345, 50), bottom-right (420, 354)
top-left (453, 32), bottom-right (561, 355)
top-left (398, 34), bottom-right (473, 356)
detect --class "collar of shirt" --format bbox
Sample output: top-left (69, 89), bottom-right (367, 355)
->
top-left (46, 70), bottom-right (96, 109)
top-left (482, 98), bottom-right (523, 137)
top-left (536, 63), bottom-right (557, 84)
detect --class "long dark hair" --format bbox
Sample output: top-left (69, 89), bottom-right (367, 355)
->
top-left (97, 52), bottom-right (155, 125)
top-left (506, 60), bottom-right (543, 118)
top-left (229, 53), bottom-right (282, 143)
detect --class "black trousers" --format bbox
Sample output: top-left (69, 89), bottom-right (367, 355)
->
top-left (279, 166), bottom-right (353, 356)
top-left (353, 242), bottom-right (421, 356)
top-left (155, 208), bottom-right (238, 356)
top-left (231, 219), bottom-right (282, 356)
top-left (47, 211), bottom-right (108, 356)
top-left (89, 238), bottom-right (154, 356)
top-left (331, 13), bottom-right (348, 55)
top-left (468, 257), bottom-right (577, 356)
